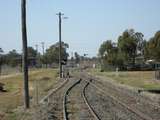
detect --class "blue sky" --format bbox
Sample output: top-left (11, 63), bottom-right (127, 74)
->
top-left (0, 0), bottom-right (160, 57)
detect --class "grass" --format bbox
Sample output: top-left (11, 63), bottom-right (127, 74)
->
top-left (90, 69), bottom-right (160, 90)
top-left (0, 68), bottom-right (58, 119)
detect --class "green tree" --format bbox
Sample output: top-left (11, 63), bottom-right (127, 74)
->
top-left (99, 40), bottom-right (118, 66)
top-left (99, 40), bottom-right (113, 58)
top-left (27, 46), bottom-right (40, 67)
top-left (44, 42), bottom-right (69, 64)
top-left (144, 31), bottom-right (160, 61)
top-left (0, 48), bottom-right (3, 53)
top-left (5, 49), bottom-right (21, 67)
top-left (135, 32), bottom-right (145, 55)
top-left (74, 52), bottom-right (80, 64)
top-left (0, 48), bottom-right (3, 75)
top-left (27, 46), bottom-right (37, 58)
top-left (118, 29), bottom-right (140, 65)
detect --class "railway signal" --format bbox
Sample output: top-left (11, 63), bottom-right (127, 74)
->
top-left (21, 0), bottom-right (30, 108)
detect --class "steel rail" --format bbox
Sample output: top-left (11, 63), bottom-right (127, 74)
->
top-left (86, 79), bottom-right (154, 120)
top-left (63, 79), bottom-right (81, 120)
top-left (63, 79), bottom-right (100, 120)
top-left (82, 82), bottom-right (101, 120)
top-left (87, 73), bottom-right (160, 110)
top-left (40, 78), bottom-right (68, 104)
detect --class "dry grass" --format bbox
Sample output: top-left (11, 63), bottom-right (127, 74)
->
top-left (0, 68), bottom-right (58, 119)
top-left (90, 69), bottom-right (160, 90)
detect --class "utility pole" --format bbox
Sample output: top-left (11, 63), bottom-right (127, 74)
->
top-left (35, 44), bottom-right (38, 67)
top-left (35, 45), bottom-right (39, 105)
top-left (21, 0), bottom-right (29, 108)
top-left (41, 42), bottom-right (45, 68)
top-left (41, 42), bottom-right (45, 56)
top-left (35, 44), bottom-right (38, 53)
top-left (35, 44), bottom-right (38, 57)
top-left (71, 52), bottom-right (74, 68)
top-left (57, 12), bottom-right (63, 78)
top-left (56, 12), bottom-right (68, 78)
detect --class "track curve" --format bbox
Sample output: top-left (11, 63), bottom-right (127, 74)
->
top-left (63, 79), bottom-right (100, 120)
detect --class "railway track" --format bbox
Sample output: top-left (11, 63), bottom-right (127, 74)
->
top-left (36, 77), bottom-right (100, 120)
top-left (63, 76), bottom-right (149, 120)
top-left (45, 79), bottom-right (77, 120)
top-left (34, 78), bottom-right (74, 120)
top-left (53, 75), bottom-right (149, 120)
top-left (63, 79), bottom-right (100, 120)
top-left (19, 78), bottom-right (70, 120)
top-left (86, 80), bottom-right (152, 120)
top-left (82, 73), bottom-right (160, 120)
top-left (40, 78), bottom-right (69, 104)
top-left (34, 72), bottom-right (160, 120)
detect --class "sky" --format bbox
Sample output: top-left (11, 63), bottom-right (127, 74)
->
top-left (0, 0), bottom-right (160, 57)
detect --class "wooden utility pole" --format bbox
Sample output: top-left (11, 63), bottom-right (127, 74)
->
top-left (57, 12), bottom-right (63, 78)
top-left (35, 44), bottom-right (39, 104)
top-left (59, 12), bottom-right (63, 78)
top-left (56, 12), bottom-right (68, 78)
top-left (21, 0), bottom-right (29, 108)
top-left (41, 42), bottom-right (45, 68)
top-left (35, 44), bottom-right (38, 67)
top-left (41, 42), bottom-right (45, 56)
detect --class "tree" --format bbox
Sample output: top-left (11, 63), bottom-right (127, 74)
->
top-left (0, 48), bottom-right (3, 53)
top-left (0, 48), bottom-right (3, 75)
top-left (27, 46), bottom-right (37, 58)
top-left (118, 29), bottom-right (140, 65)
top-left (135, 32), bottom-right (145, 55)
top-left (99, 40), bottom-right (118, 66)
top-left (99, 29), bottom-right (146, 71)
top-left (144, 31), bottom-right (160, 61)
top-left (74, 52), bottom-right (80, 64)
top-left (5, 49), bottom-right (21, 67)
top-left (99, 40), bottom-right (113, 58)
top-left (41, 53), bottom-right (48, 67)
top-left (44, 42), bottom-right (69, 65)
